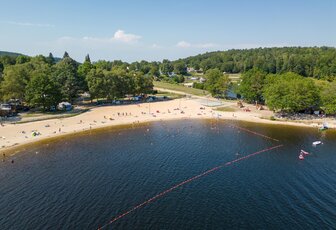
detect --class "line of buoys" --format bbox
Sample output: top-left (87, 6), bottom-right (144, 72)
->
top-left (98, 144), bottom-right (284, 229)
top-left (231, 125), bottom-right (279, 142)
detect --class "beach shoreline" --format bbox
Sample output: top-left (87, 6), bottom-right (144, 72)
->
top-left (0, 98), bottom-right (333, 156)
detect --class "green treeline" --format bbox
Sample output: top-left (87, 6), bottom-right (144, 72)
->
top-left (175, 46), bottom-right (336, 114)
top-left (238, 69), bottom-right (336, 114)
top-left (0, 53), bottom-right (153, 110)
top-left (178, 47), bottom-right (336, 80)
top-left (1, 46), bottom-right (336, 114)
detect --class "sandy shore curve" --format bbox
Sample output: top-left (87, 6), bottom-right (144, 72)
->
top-left (0, 98), bottom-right (332, 155)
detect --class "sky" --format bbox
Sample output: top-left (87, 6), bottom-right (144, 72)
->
top-left (0, 0), bottom-right (335, 62)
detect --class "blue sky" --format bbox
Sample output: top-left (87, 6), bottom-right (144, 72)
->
top-left (1, 0), bottom-right (335, 62)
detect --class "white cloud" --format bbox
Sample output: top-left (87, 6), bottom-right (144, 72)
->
top-left (55, 30), bottom-right (142, 49)
top-left (43, 35), bottom-right (219, 62)
top-left (2, 21), bottom-right (55, 28)
top-left (151, 43), bottom-right (163, 49)
top-left (177, 41), bottom-right (191, 48)
top-left (176, 41), bottom-right (216, 49)
top-left (58, 30), bottom-right (142, 45)
top-left (113, 30), bottom-right (141, 43)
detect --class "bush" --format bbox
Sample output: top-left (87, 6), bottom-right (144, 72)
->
top-left (172, 75), bottom-right (185, 83)
top-left (193, 82), bottom-right (204, 89)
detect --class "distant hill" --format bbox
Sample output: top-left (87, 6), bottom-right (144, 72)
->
top-left (54, 57), bottom-right (62, 63)
top-left (0, 51), bottom-right (62, 63)
top-left (0, 51), bottom-right (24, 57)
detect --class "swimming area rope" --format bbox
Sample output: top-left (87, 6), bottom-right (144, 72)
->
top-left (98, 144), bottom-right (283, 229)
top-left (231, 125), bottom-right (280, 142)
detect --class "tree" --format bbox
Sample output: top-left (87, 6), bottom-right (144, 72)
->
top-left (200, 59), bottom-right (213, 72)
top-left (160, 59), bottom-right (173, 75)
top-left (16, 55), bottom-right (31, 64)
top-left (94, 60), bottom-right (112, 71)
top-left (214, 75), bottom-right (230, 97)
top-left (25, 67), bottom-right (62, 110)
top-left (63, 51), bottom-right (70, 59)
top-left (0, 63), bottom-right (3, 85)
top-left (205, 68), bottom-right (230, 97)
top-left (111, 68), bottom-right (136, 98)
top-left (78, 55), bottom-right (93, 91)
top-left (0, 55), bottom-right (16, 66)
top-left (134, 73), bottom-right (153, 95)
top-left (54, 56), bottom-right (82, 102)
top-left (173, 62), bottom-right (187, 75)
top-left (140, 62), bottom-right (151, 74)
top-left (0, 64), bottom-right (3, 100)
top-left (46, 53), bottom-right (56, 65)
top-left (149, 63), bottom-right (160, 77)
top-left (263, 73), bottom-right (320, 112)
top-left (85, 54), bottom-right (91, 63)
top-left (86, 69), bottom-right (106, 100)
top-left (0, 64), bottom-right (31, 101)
top-left (29, 55), bottom-right (49, 68)
top-left (320, 81), bottom-right (336, 115)
top-left (239, 68), bottom-right (267, 103)
top-left (171, 75), bottom-right (185, 83)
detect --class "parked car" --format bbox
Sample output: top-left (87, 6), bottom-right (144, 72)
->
top-left (58, 102), bottom-right (72, 111)
top-left (0, 104), bottom-right (15, 117)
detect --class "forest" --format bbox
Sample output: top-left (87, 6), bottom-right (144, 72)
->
top-left (0, 46), bottom-right (335, 114)
top-left (176, 47), bottom-right (336, 80)
top-left (0, 52), bottom-right (153, 111)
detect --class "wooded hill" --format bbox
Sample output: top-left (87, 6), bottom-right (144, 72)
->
top-left (174, 47), bottom-right (336, 79)
top-left (0, 51), bottom-right (23, 57)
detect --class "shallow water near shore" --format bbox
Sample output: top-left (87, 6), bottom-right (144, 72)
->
top-left (0, 119), bottom-right (335, 229)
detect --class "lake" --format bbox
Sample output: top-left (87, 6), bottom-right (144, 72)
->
top-left (0, 119), bottom-right (335, 229)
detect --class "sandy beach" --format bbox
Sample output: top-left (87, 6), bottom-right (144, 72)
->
top-left (0, 97), bottom-right (334, 155)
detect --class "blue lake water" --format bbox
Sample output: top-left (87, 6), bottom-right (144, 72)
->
top-left (0, 119), bottom-right (335, 229)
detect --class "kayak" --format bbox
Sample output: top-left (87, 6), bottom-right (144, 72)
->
top-left (312, 141), bottom-right (322, 146)
top-left (301, 150), bottom-right (309, 155)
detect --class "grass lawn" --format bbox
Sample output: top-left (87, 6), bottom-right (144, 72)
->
top-left (155, 91), bottom-right (184, 99)
top-left (16, 109), bottom-right (89, 124)
top-left (154, 81), bottom-right (208, 96)
top-left (215, 106), bottom-right (237, 112)
top-left (228, 73), bottom-right (241, 83)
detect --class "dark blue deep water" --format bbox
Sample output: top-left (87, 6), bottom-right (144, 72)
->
top-left (0, 120), bottom-right (336, 229)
